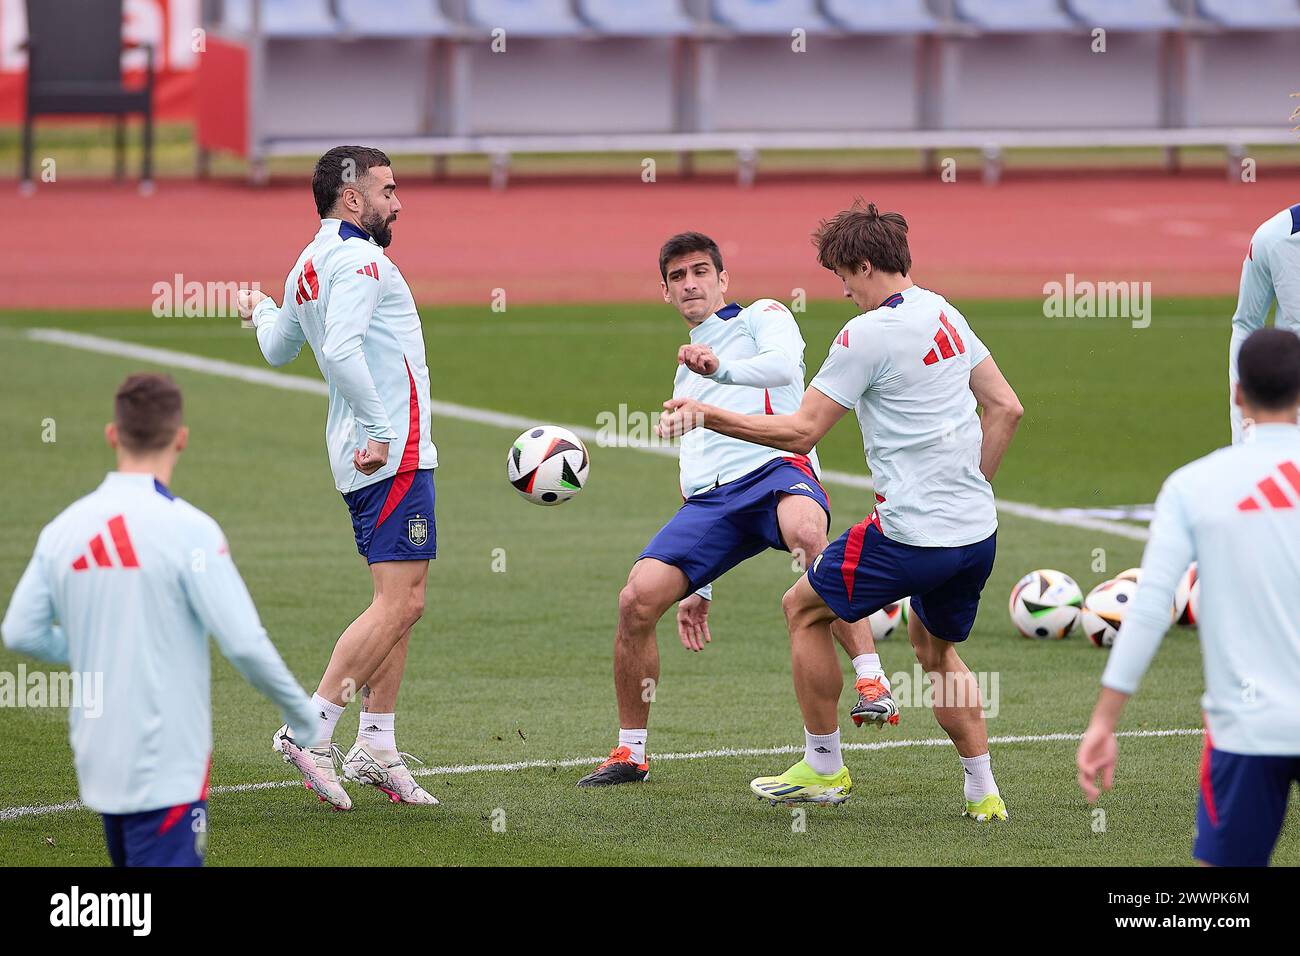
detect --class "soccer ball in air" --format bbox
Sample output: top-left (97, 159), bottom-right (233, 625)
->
top-left (1009, 569), bottom-right (1083, 640)
top-left (507, 426), bottom-right (590, 506)
top-left (867, 599), bottom-right (908, 640)
top-left (1081, 578), bottom-right (1137, 648)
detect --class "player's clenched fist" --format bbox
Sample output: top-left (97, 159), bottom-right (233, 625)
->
top-left (236, 288), bottom-right (267, 321)
top-left (677, 344), bottom-right (719, 376)
top-left (657, 397), bottom-right (705, 439)
top-left (353, 439), bottom-right (390, 475)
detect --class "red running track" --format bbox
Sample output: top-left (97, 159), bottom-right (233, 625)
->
top-left (5, 170), bottom-right (1298, 310)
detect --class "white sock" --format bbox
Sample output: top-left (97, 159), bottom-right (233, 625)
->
top-left (960, 752), bottom-right (999, 802)
top-left (618, 728), bottom-right (647, 764)
top-left (804, 727), bottom-right (843, 775)
top-left (359, 711), bottom-right (396, 752)
top-left (851, 653), bottom-right (885, 681)
top-left (310, 693), bottom-right (345, 747)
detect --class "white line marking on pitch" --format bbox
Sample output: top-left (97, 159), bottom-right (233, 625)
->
top-left (0, 727), bottom-right (1200, 821)
top-left (24, 329), bottom-right (1150, 542)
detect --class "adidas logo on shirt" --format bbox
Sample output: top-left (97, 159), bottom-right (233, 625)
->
top-left (1236, 460), bottom-right (1300, 511)
top-left (70, 515), bottom-right (139, 571)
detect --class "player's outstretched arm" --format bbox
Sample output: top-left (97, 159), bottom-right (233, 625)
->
top-left (238, 288), bottom-right (306, 368)
top-left (1079, 477), bottom-right (1194, 801)
top-left (969, 356), bottom-right (1024, 482)
top-left (658, 386), bottom-right (848, 455)
top-left (181, 519), bottom-right (317, 742)
top-left (0, 542), bottom-right (69, 664)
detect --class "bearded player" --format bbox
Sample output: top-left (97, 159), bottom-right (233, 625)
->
top-left (577, 232), bottom-right (892, 789)
top-left (236, 146), bottom-right (438, 809)
top-left (658, 204), bottom-right (1023, 820)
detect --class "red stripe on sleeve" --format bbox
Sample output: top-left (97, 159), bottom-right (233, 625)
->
top-left (304, 258), bottom-right (319, 297)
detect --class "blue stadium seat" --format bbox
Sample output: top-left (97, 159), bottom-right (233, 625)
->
top-left (711, 0), bottom-right (835, 35)
top-left (463, 0), bottom-right (586, 36)
top-left (222, 0), bottom-right (338, 36)
top-left (822, 0), bottom-right (938, 34)
top-left (1065, 0), bottom-right (1182, 30)
top-left (953, 0), bottom-right (1076, 31)
top-left (578, 0), bottom-right (696, 35)
top-left (335, 0), bottom-right (454, 37)
top-left (1198, 0), bottom-right (1300, 29)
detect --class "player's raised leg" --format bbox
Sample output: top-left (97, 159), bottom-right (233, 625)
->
top-left (776, 493), bottom-right (898, 727)
top-left (577, 558), bottom-right (687, 786)
top-left (751, 575), bottom-right (852, 804)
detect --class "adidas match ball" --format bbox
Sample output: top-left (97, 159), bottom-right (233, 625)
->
top-left (1081, 578), bottom-right (1136, 648)
top-left (1009, 569), bottom-right (1083, 640)
top-left (867, 600), bottom-right (908, 640)
top-left (1174, 562), bottom-right (1199, 626)
top-left (507, 426), bottom-right (590, 506)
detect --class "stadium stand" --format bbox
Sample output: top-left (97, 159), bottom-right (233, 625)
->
top-left (822, 0), bottom-right (940, 34)
top-left (710, 0), bottom-right (835, 35)
top-left (578, 0), bottom-right (698, 35)
top-left (952, 0), bottom-right (1076, 32)
top-left (193, 0), bottom-right (1300, 187)
top-left (335, 0), bottom-right (457, 37)
top-left (1198, 0), bottom-right (1300, 29)
top-left (461, 0), bottom-right (587, 36)
top-left (1065, 0), bottom-right (1182, 30)
top-left (222, 0), bottom-right (339, 36)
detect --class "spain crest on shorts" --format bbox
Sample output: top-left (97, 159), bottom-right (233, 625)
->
top-left (408, 517), bottom-right (429, 547)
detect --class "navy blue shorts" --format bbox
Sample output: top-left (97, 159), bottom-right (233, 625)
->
top-left (1194, 744), bottom-right (1300, 867)
top-left (102, 799), bottom-right (207, 867)
top-left (808, 517), bottom-right (996, 642)
top-left (342, 469), bottom-right (437, 564)
top-left (639, 456), bottom-right (829, 595)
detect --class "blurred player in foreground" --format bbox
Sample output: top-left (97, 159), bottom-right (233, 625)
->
top-left (658, 203), bottom-right (1023, 818)
top-left (1228, 203), bottom-right (1300, 442)
top-left (237, 146), bottom-right (439, 809)
top-left (1079, 327), bottom-right (1300, 866)
top-left (1, 374), bottom-right (316, 866)
top-left (577, 233), bottom-right (889, 788)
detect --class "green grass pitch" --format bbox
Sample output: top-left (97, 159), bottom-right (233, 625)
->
top-left (0, 297), bottom-right (1296, 866)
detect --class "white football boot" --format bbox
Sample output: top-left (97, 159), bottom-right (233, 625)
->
top-left (342, 742), bottom-right (440, 805)
top-left (272, 724), bottom-right (352, 811)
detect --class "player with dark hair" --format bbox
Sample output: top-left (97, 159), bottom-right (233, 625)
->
top-left (237, 145), bottom-right (439, 809)
top-left (658, 202), bottom-right (1024, 818)
top-left (1, 374), bottom-right (316, 866)
top-left (1080, 327), bottom-right (1300, 866)
top-left (577, 231), bottom-right (891, 790)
